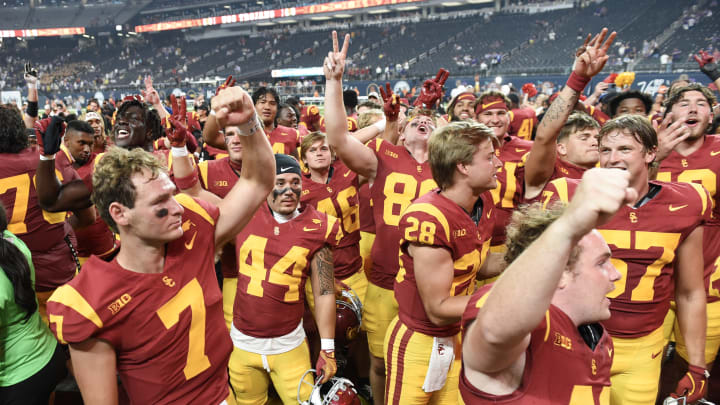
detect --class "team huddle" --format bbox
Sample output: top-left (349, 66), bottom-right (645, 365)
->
top-left (1, 27), bottom-right (720, 405)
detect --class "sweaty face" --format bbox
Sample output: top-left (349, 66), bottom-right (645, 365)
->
top-left (559, 128), bottom-right (599, 168)
top-left (599, 130), bottom-right (655, 182)
top-left (453, 99), bottom-right (476, 121)
top-left (64, 129), bottom-right (94, 166)
top-left (114, 105), bottom-right (149, 149)
top-left (564, 230), bottom-right (620, 323)
top-left (669, 90), bottom-right (713, 141)
top-left (255, 94), bottom-right (278, 126)
top-left (224, 127), bottom-right (243, 163)
top-left (123, 171), bottom-right (185, 244)
top-left (277, 107), bottom-right (298, 128)
top-left (267, 172), bottom-right (302, 215)
top-left (475, 109), bottom-right (509, 138)
top-left (615, 98), bottom-right (647, 117)
top-left (304, 139), bottom-right (332, 172)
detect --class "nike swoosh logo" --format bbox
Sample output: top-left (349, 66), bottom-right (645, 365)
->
top-left (486, 209), bottom-right (492, 219)
top-left (651, 350), bottom-right (662, 359)
top-left (607, 348), bottom-right (613, 357)
top-left (184, 231), bottom-right (197, 250)
top-left (303, 227), bottom-right (319, 232)
top-left (481, 100), bottom-right (503, 110)
top-left (712, 150), bottom-right (720, 156)
top-left (515, 148), bottom-right (526, 152)
top-left (669, 204), bottom-right (688, 212)
top-left (280, 167), bottom-right (294, 172)
top-left (343, 170), bottom-right (351, 177)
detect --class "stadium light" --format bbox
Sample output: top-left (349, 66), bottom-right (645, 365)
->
top-left (494, 76), bottom-right (502, 84)
top-left (115, 24), bottom-right (122, 31)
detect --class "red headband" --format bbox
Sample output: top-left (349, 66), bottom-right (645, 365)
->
top-left (456, 93), bottom-right (476, 103)
top-left (475, 96), bottom-right (508, 114)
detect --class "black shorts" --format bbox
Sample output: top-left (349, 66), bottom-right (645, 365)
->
top-left (0, 341), bottom-right (68, 405)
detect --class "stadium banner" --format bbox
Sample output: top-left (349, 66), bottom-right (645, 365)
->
top-left (134, 0), bottom-right (424, 33)
top-left (0, 27), bottom-right (85, 38)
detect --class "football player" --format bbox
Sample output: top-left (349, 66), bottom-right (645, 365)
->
top-left (537, 115), bottom-right (710, 404)
top-left (507, 92), bottom-right (538, 140)
top-left (45, 85), bottom-right (275, 404)
top-left (461, 168), bottom-right (627, 403)
top-left (323, 31), bottom-right (438, 405)
top-left (385, 121), bottom-right (499, 404)
top-left (446, 92), bottom-right (476, 122)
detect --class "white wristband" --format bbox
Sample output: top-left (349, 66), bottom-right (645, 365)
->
top-left (238, 114), bottom-right (264, 137)
top-left (321, 338), bottom-right (335, 352)
top-left (171, 146), bottom-right (189, 157)
top-left (39, 154), bottom-right (55, 161)
top-left (372, 117), bottom-right (387, 133)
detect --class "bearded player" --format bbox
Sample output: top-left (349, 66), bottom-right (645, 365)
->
top-left (537, 115), bottom-right (710, 404)
top-left (324, 31), bottom-right (442, 404)
top-left (45, 86), bottom-right (275, 404)
top-left (461, 168), bottom-right (626, 403)
top-left (385, 121), bottom-right (498, 404)
top-left (653, 83), bottom-right (720, 399)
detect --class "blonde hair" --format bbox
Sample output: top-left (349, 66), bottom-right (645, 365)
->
top-left (358, 109), bottom-right (384, 129)
top-left (300, 132), bottom-right (334, 163)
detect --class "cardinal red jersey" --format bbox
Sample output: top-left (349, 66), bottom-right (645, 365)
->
top-left (205, 145), bottom-right (228, 160)
top-left (233, 204), bottom-right (343, 338)
top-left (521, 159), bottom-right (587, 206)
top-left (459, 285), bottom-right (613, 404)
top-left (541, 179), bottom-right (711, 338)
top-left (56, 149), bottom-right (117, 259)
top-left (358, 182), bottom-right (374, 233)
top-left (586, 105), bottom-right (610, 126)
top-left (0, 147), bottom-right (79, 291)
top-left (268, 125), bottom-right (301, 156)
top-left (367, 138), bottom-right (437, 289)
top-left (395, 191), bottom-right (493, 336)
top-left (319, 114), bottom-right (359, 133)
top-left (46, 194), bottom-right (232, 405)
top-left (489, 135), bottom-right (532, 246)
top-left (301, 161), bottom-right (362, 279)
top-left (300, 105), bottom-right (321, 132)
top-left (198, 157), bottom-right (243, 279)
top-left (658, 135), bottom-right (720, 303)
top-left (508, 108), bottom-right (538, 141)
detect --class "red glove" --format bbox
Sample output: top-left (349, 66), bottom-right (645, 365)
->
top-left (413, 68), bottom-right (450, 109)
top-left (34, 116), bottom-right (66, 155)
top-left (166, 95), bottom-right (189, 148)
top-left (315, 349), bottom-right (337, 384)
top-left (378, 82), bottom-right (399, 121)
top-left (672, 364), bottom-right (708, 403)
top-left (521, 83), bottom-right (538, 98)
top-left (215, 75), bottom-right (236, 96)
top-left (602, 73), bottom-right (619, 84)
top-left (694, 50), bottom-right (720, 82)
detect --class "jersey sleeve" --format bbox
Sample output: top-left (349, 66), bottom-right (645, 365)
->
top-left (462, 284), bottom-right (493, 329)
top-left (399, 202), bottom-right (452, 250)
top-left (197, 160), bottom-right (210, 190)
top-left (175, 193), bottom-right (221, 228)
top-left (46, 283), bottom-right (104, 344)
top-left (687, 182), bottom-right (713, 226)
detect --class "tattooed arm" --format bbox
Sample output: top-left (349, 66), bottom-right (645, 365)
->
top-left (310, 245), bottom-right (336, 340)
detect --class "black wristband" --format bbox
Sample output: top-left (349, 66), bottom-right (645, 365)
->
top-left (702, 62), bottom-right (720, 82)
top-left (26, 101), bottom-right (38, 118)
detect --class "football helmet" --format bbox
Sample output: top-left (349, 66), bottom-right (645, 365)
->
top-left (335, 284), bottom-right (362, 347)
top-left (298, 369), bottom-right (361, 405)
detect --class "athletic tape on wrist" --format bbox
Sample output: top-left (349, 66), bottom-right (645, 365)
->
top-left (39, 154), bottom-right (56, 161)
top-left (171, 146), bottom-right (189, 157)
top-left (321, 338), bottom-right (335, 352)
top-left (566, 72), bottom-right (591, 93)
top-left (238, 114), bottom-right (263, 137)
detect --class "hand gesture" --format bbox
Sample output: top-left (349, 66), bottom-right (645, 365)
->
top-left (694, 50), bottom-right (720, 81)
top-left (315, 349), bottom-right (337, 384)
top-left (593, 81), bottom-right (610, 95)
top-left (212, 86), bottom-right (257, 129)
top-left (572, 28), bottom-right (616, 78)
top-left (141, 76), bottom-right (161, 106)
top-left (379, 82), bottom-right (400, 122)
top-left (653, 112), bottom-right (690, 162)
top-left (24, 62), bottom-right (38, 86)
top-left (414, 68), bottom-right (449, 108)
top-left (671, 364), bottom-right (708, 403)
top-left (215, 75), bottom-right (236, 96)
top-left (166, 95), bottom-right (189, 148)
top-left (323, 31), bottom-right (350, 81)
top-left (522, 83), bottom-right (538, 98)
top-left (34, 116), bottom-right (66, 156)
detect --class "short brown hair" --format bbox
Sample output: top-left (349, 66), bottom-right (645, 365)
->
top-left (598, 114), bottom-right (657, 153)
top-left (428, 121), bottom-right (497, 190)
top-left (557, 112), bottom-right (600, 143)
top-left (663, 83), bottom-right (717, 117)
top-left (300, 132), bottom-right (334, 162)
top-left (358, 109), bottom-right (384, 129)
top-left (92, 147), bottom-right (166, 233)
top-left (505, 203), bottom-right (582, 271)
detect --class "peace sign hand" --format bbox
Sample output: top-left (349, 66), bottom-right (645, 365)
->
top-left (324, 31), bottom-right (350, 81)
top-left (572, 28), bottom-right (616, 78)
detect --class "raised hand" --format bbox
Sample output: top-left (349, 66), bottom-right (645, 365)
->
top-left (323, 31), bottom-right (350, 81)
top-left (694, 50), bottom-right (720, 82)
top-left (212, 87), bottom-right (258, 132)
top-left (166, 95), bottom-right (189, 147)
top-left (141, 76), bottom-right (161, 106)
top-left (34, 116), bottom-right (66, 156)
top-left (215, 75), bottom-right (236, 96)
top-left (24, 62), bottom-right (38, 86)
top-left (414, 68), bottom-right (449, 108)
top-left (572, 28), bottom-right (616, 78)
top-left (653, 112), bottom-right (690, 162)
top-left (379, 82), bottom-right (400, 121)
top-left (522, 83), bottom-right (538, 98)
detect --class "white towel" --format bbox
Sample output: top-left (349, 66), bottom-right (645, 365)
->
top-left (422, 336), bottom-right (455, 392)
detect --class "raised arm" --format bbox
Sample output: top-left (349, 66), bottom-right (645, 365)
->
top-left (324, 31), bottom-right (378, 180)
top-left (23, 63), bottom-right (39, 129)
top-left (310, 245), bottom-right (337, 384)
top-left (69, 338), bottom-right (119, 405)
top-left (695, 50), bottom-right (720, 90)
top-left (211, 87), bottom-right (275, 247)
top-left (464, 168), bottom-right (634, 374)
top-left (524, 29), bottom-right (615, 200)
top-left (202, 76), bottom-right (237, 150)
top-left (140, 76), bottom-right (168, 121)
